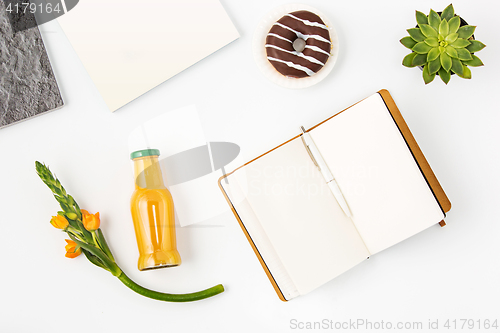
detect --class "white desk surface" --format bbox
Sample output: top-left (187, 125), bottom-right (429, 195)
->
top-left (1, 0), bottom-right (499, 331)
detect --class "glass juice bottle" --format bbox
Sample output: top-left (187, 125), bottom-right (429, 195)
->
top-left (130, 149), bottom-right (181, 270)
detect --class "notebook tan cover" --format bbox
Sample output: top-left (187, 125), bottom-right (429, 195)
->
top-left (218, 89), bottom-right (451, 301)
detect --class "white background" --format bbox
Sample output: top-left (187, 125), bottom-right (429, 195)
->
top-left (1, 0), bottom-right (499, 332)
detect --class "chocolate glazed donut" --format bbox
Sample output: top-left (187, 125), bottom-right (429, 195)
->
top-left (265, 10), bottom-right (331, 78)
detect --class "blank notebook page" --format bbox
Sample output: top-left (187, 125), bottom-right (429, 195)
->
top-left (232, 137), bottom-right (369, 295)
top-left (310, 93), bottom-right (444, 255)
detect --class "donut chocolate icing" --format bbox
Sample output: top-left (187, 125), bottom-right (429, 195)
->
top-left (265, 10), bottom-right (331, 78)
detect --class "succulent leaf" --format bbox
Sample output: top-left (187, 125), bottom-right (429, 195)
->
top-left (416, 11), bottom-right (428, 25)
top-left (445, 45), bottom-right (458, 58)
top-left (401, 36), bottom-right (417, 49)
top-left (438, 68), bottom-right (451, 84)
top-left (429, 56), bottom-right (441, 74)
top-left (463, 54), bottom-right (484, 67)
top-left (466, 40), bottom-right (486, 53)
top-left (451, 58), bottom-right (464, 76)
top-left (412, 42), bottom-right (432, 54)
top-left (439, 19), bottom-right (449, 36)
top-left (450, 38), bottom-right (471, 48)
top-left (422, 64), bottom-right (436, 84)
top-left (440, 52), bottom-right (452, 72)
top-left (445, 33), bottom-right (458, 44)
top-left (427, 47), bottom-right (440, 61)
top-left (419, 24), bottom-right (438, 38)
top-left (402, 52), bottom-right (418, 67)
top-left (457, 25), bottom-right (476, 39)
top-left (457, 65), bottom-right (472, 79)
top-left (441, 4), bottom-right (455, 21)
top-left (462, 65), bottom-right (472, 79)
top-left (439, 46), bottom-right (445, 54)
top-left (448, 16), bottom-right (461, 34)
top-left (457, 48), bottom-right (473, 61)
top-left (407, 28), bottom-right (426, 42)
top-left (428, 10), bottom-right (441, 31)
top-left (425, 37), bottom-right (439, 47)
top-left (412, 54), bottom-right (427, 66)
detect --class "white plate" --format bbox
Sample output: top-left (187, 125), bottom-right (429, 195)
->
top-left (252, 3), bottom-right (340, 89)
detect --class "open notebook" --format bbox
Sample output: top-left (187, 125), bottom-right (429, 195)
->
top-left (219, 90), bottom-right (451, 301)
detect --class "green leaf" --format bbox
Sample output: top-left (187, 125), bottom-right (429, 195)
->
top-left (81, 248), bottom-right (109, 271)
top-left (451, 58), bottom-right (464, 76)
top-left (466, 40), bottom-right (486, 53)
top-left (445, 33), bottom-right (458, 44)
top-left (457, 65), bottom-right (472, 79)
top-left (413, 42), bottom-right (432, 54)
top-left (416, 11), bottom-right (428, 25)
top-left (450, 38), bottom-right (471, 48)
top-left (448, 16), bottom-right (460, 33)
top-left (441, 4), bottom-right (455, 21)
top-left (438, 68), bottom-right (451, 84)
top-left (425, 37), bottom-right (439, 47)
top-left (68, 234), bottom-right (121, 276)
top-left (400, 36), bottom-right (417, 49)
top-left (97, 228), bottom-right (115, 262)
top-left (407, 28), bottom-right (426, 42)
top-left (440, 52), bottom-right (452, 71)
top-left (403, 52), bottom-right (418, 67)
top-left (429, 56), bottom-right (441, 74)
top-left (419, 24), bottom-right (438, 38)
top-left (463, 54), bottom-right (484, 67)
top-left (412, 53), bottom-right (427, 66)
top-left (457, 48), bottom-right (473, 61)
top-left (429, 10), bottom-right (441, 30)
top-left (439, 19), bottom-right (449, 36)
top-left (463, 65), bottom-right (472, 79)
top-left (427, 47), bottom-right (440, 61)
top-left (422, 64), bottom-right (436, 84)
top-left (445, 45), bottom-right (458, 58)
top-left (439, 46), bottom-right (446, 54)
top-left (457, 25), bottom-right (476, 39)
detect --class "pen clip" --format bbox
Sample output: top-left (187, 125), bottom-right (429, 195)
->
top-left (300, 127), bottom-right (320, 170)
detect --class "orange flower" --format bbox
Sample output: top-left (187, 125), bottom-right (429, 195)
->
top-left (81, 209), bottom-right (100, 231)
top-left (65, 239), bottom-right (81, 258)
top-left (50, 215), bottom-right (69, 230)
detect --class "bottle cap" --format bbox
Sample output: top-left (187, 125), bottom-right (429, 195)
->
top-left (130, 149), bottom-right (160, 160)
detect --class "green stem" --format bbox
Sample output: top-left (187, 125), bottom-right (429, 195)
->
top-left (92, 231), bottom-right (99, 248)
top-left (116, 272), bottom-right (225, 302)
top-left (96, 228), bottom-right (115, 262)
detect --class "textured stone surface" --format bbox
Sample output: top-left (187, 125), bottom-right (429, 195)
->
top-left (0, 1), bottom-right (63, 129)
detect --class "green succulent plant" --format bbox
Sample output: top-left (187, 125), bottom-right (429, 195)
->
top-left (400, 4), bottom-right (486, 84)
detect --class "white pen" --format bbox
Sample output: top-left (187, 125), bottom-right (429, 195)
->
top-left (300, 126), bottom-right (352, 218)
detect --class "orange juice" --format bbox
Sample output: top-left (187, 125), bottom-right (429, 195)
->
top-left (130, 149), bottom-right (181, 271)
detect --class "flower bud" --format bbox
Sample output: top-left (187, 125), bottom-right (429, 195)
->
top-left (50, 215), bottom-right (69, 230)
top-left (64, 239), bottom-right (81, 258)
top-left (81, 209), bottom-right (100, 231)
top-left (66, 212), bottom-right (77, 220)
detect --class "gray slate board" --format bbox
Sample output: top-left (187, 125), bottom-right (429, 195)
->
top-left (0, 1), bottom-right (63, 129)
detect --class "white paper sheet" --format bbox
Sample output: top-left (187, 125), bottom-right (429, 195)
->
top-left (57, 0), bottom-right (239, 111)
